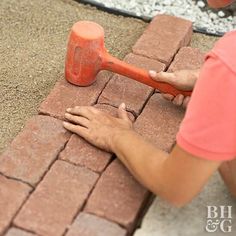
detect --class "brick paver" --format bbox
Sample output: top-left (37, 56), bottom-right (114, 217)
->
top-left (39, 71), bottom-right (112, 120)
top-left (0, 175), bottom-right (31, 235)
top-left (168, 47), bottom-right (205, 72)
top-left (0, 116), bottom-right (70, 186)
top-left (5, 228), bottom-right (35, 236)
top-left (134, 93), bottom-right (184, 152)
top-left (133, 15), bottom-right (193, 65)
top-left (1, 14), bottom-right (203, 236)
top-left (94, 104), bottom-right (135, 122)
top-left (60, 104), bottom-right (134, 173)
top-left (85, 159), bottom-right (149, 232)
top-left (60, 134), bottom-right (112, 173)
top-left (98, 53), bottom-right (165, 115)
top-left (66, 212), bottom-right (127, 236)
top-left (14, 161), bottom-right (99, 236)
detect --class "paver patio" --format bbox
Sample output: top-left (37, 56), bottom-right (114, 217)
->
top-left (0, 1), bottom-right (235, 236)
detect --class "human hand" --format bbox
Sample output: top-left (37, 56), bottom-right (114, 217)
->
top-left (63, 103), bottom-right (133, 152)
top-left (149, 69), bottom-right (200, 108)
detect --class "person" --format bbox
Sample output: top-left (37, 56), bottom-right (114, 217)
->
top-left (63, 0), bottom-right (236, 207)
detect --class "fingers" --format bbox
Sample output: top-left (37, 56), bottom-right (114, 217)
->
top-left (149, 70), bottom-right (176, 85)
top-left (162, 93), bottom-right (190, 108)
top-left (183, 97), bottom-right (190, 109)
top-left (117, 103), bottom-right (129, 121)
top-left (63, 121), bottom-right (89, 139)
top-left (162, 93), bottom-right (174, 101)
top-left (66, 106), bottom-right (97, 120)
top-left (172, 94), bottom-right (185, 106)
top-left (65, 113), bottom-right (90, 128)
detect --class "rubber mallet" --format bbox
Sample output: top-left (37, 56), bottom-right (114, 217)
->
top-left (65, 21), bottom-right (192, 96)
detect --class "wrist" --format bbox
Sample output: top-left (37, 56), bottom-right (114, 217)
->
top-left (109, 128), bottom-right (136, 154)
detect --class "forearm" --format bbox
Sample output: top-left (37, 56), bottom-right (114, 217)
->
top-left (111, 130), bottom-right (168, 194)
top-left (111, 129), bottom-right (220, 207)
top-left (219, 162), bottom-right (236, 197)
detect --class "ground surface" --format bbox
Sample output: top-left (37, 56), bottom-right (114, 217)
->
top-left (134, 173), bottom-right (236, 236)
top-left (0, 0), bottom-right (146, 153)
top-left (0, 0), bottom-right (218, 154)
top-left (0, 1), bottom-right (234, 236)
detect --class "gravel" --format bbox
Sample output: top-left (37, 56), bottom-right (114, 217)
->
top-left (87, 0), bottom-right (236, 35)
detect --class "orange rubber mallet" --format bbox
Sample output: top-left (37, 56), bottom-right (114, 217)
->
top-left (65, 21), bottom-right (192, 96)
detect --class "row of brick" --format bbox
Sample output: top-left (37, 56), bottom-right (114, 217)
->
top-left (0, 14), bottom-right (205, 236)
top-left (5, 213), bottom-right (127, 236)
top-left (38, 15), bottom-right (193, 119)
top-left (97, 15), bottom-right (192, 115)
top-left (60, 104), bottom-right (134, 173)
top-left (1, 103), bottom-right (146, 236)
top-left (4, 158), bottom-right (149, 236)
top-left (0, 44), bottom-right (204, 236)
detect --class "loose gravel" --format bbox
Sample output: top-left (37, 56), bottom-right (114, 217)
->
top-left (87, 0), bottom-right (236, 35)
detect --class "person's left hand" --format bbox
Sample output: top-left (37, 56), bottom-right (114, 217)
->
top-left (63, 103), bottom-right (133, 152)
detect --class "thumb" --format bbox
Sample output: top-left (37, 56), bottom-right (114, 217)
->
top-left (149, 70), bottom-right (176, 85)
top-left (118, 103), bottom-right (130, 121)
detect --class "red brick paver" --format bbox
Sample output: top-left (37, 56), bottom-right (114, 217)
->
top-left (133, 15), bottom-right (193, 65)
top-left (0, 116), bottom-right (70, 186)
top-left (168, 47), bottom-right (205, 72)
top-left (60, 104), bottom-right (134, 173)
top-left (1, 14), bottom-right (202, 236)
top-left (5, 228), bottom-right (35, 236)
top-left (98, 53), bottom-right (165, 115)
top-left (66, 212), bottom-right (127, 236)
top-left (85, 159), bottom-right (149, 232)
top-left (60, 134), bottom-right (111, 173)
top-left (94, 104), bottom-right (135, 122)
top-left (134, 93), bottom-right (184, 152)
top-left (0, 175), bottom-right (31, 235)
top-left (14, 161), bottom-right (99, 236)
top-left (39, 71), bottom-right (112, 120)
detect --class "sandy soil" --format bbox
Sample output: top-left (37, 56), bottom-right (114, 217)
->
top-left (0, 0), bottom-right (220, 154)
top-left (0, 0), bottom-right (146, 153)
top-left (191, 32), bottom-right (219, 52)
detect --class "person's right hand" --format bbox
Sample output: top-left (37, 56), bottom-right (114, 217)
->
top-left (149, 69), bottom-right (200, 108)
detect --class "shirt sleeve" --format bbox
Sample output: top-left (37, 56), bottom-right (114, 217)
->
top-left (176, 52), bottom-right (236, 161)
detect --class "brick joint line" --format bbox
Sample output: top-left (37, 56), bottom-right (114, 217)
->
top-left (1, 14), bottom-right (194, 235)
top-left (0, 172), bottom-right (33, 189)
top-left (2, 189), bottom-right (34, 236)
top-left (94, 73), bottom-right (114, 105)
top-left (61, 158), bottom-right (114, 236)
top-left (5, 138), bottom-right (71, 236)
top-left (95, 101), bottom-right (138, 119)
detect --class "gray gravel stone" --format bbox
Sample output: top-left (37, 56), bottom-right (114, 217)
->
top-left (91, 0), bottom-right (236, 35)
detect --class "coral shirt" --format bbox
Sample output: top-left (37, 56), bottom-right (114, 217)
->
top-left (176, 31), bottom-right (236, 161)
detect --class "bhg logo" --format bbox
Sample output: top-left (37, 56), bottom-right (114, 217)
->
top-left (205, 206), bottom-right (232, 233)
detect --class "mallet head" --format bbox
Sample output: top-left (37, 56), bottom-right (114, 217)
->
top-left (65, 21), bottom-right (105, 86)
top-left (65, 21), bottom-right (192, 97)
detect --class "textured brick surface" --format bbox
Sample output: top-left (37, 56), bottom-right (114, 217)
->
top-left (59, 134), bottom-right (112, 173)
top-left (98, 53), bottom-right (165, 115)
top-left (66, 213), bottom-right (127, 236)
top-left (94, 104), bottom-right (135, 122)
top-left (14, 161), bottom-right (99, 236)
top-left (85, 159), bottom-right (149, 231)
top-left (0, 116), bottom-right (70, 186)
top-left (5, 228), bottom-right (35, 236)
top-left (134, 93), bottom-right (184, 152)
top-left (0, 175), bottom-right (31, 235)
top-left (60, 104), bottom-right (134, 173)
top-left (168, 47), bottom-right (205, 72)
top-left (39, 71), bottom-right (112, 120)
top-left (132, 15), bottom-right (193, 65)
